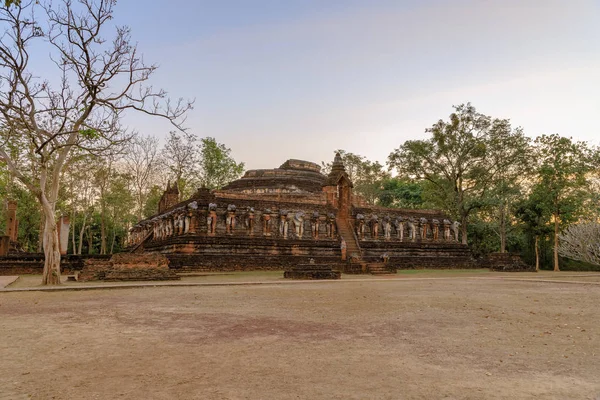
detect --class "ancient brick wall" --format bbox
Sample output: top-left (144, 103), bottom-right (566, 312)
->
top-left (0, 254), bottom-right (111, 275)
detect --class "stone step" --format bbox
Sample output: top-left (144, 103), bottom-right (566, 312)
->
top-left (367, 263), bottom-right (393, 275)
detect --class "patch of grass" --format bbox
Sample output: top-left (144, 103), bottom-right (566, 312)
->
top-left (396, 269), bottom-right (491, 275)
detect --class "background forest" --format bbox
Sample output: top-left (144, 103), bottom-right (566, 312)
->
top-left (2, 103), bottom-right (599, 271)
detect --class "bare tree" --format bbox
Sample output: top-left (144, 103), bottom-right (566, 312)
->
top-left (558, 222), bottom-right (600, 266)
top-left (162, 130), bottom-right (199, 198)
top-left (0, 0), bottom-right (191, 284)
top-left (124, 134), bottom-right (161, 221)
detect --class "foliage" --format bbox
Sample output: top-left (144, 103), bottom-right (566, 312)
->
top-left (388, 103), bottom-right (528, 244)
top-left (532, 134), bottom-right (594, 271)
top-left (378, 178), bottom-right (424, 208)
top-left (198, 137), bottom-right (244, 189)
top-left (143, 185), bottom-right (164, 219)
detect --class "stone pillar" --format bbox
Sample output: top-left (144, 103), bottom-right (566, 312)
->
top-left (0, 236), bottom-right (9, 256)
top-left (57, 215), bottom-right (70, 255)
top-left (6, 200), bottom-right (18, 242)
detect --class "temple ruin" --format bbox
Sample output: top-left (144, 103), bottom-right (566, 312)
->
top-left (126, 154), bottom-right (473, 274)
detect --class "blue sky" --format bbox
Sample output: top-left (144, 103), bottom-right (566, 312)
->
top-left (112, 0), bottom-right (600, 169)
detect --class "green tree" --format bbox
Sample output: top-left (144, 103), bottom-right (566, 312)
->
top-left (198, 137), bottom-right (244, 189)
top-left (515, 185), bottom-right (553, 271)
top-left (388, 103), bottom-right (530, 245)
top-left (143, 185), bottom-right (164, 219)
top-left (378, 178), bottom-right (424, 208)
top-left (533, 134), bottom-right (594, 271)
top-left (484, 120), bottom-right (531, 253)
top-left (104, 172), bottom-right (136, 253)
top-left (389, 104), bottom-right (490, 244)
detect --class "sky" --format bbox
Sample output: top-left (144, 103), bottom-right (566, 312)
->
top-left (109, 0), bottom-right (600, 169)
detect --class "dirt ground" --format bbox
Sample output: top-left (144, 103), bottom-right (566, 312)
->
top-left (1, 274), bottom-right (599, 399)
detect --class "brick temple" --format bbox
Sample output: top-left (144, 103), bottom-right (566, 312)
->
top-left (126, 154), bottom-right (473, 273)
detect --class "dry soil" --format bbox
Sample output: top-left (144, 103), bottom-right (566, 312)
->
top-left (1, 275), bottom-right (599, 399)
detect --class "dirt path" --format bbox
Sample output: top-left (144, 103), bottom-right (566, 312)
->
top-left (1, 278), bottom-right (599, 399)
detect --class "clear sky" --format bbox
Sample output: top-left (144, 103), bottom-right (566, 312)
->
top-left (112, 0), bottom-right (600, 169)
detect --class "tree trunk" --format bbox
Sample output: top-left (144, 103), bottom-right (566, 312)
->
top-left (41, 199), bottom-right (61, 285)
top-left (534, 235), bottom-right (540, 272)
top-left (37, 210), bottom-right (45, 253)
top-left (553, 217), bottom-right (560, 272)
top-left (100, 198), bottom-right (107, 255)
top-left (71, 212), bottom-right (76, 255)
top-left (499, 204), bottom-right (506, 253)
top-left (110, 227), bottom-right (116, 254)
top-left (77, 213), bottom-right (87, 255)
top-left (460, 215), bottom-right (468, 245)
top-left (87, 226), bottom-right (93, 254)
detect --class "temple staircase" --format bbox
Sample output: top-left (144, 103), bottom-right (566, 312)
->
top-left (336, 217), bottom-right (362, 261)
top-left (130, 231), bottom-right (153, 254)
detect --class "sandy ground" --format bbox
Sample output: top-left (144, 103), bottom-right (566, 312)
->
top-left (1, 274), bottom-right (599, 399)
top-left (0, 276), bottom-right (18, 288)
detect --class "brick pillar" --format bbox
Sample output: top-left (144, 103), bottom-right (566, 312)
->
top-left (58, 215), bottom-right (70, 255)
top-left (6, 200), bottom-right (18, 242)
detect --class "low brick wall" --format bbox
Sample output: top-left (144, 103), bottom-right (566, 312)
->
top-left (143, 235), bottom-right (344, 272)
top-left (0, 254), bottom-right (111, 275)
top-left (359, 240), bottom-right (476, 269)
top-left (486, 253), bottom-right (535, 272)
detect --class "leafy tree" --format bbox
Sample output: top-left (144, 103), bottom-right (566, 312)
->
top-left (143, 185), bottom-right (164, 219)
top-left (0, 0), bottom-right (190, 284)
top-left (515, 185), bottom-right (553, 271)
top-left (484, 120), bottom-right (531, 252)
top-left (389, 104), bottom-right (490, 244)
top-left (198, 137), bottom-right (244, 189)
top-left (389, 103), bottom-right (530, 245)
top-left (104, 172), bottom-right (136, 253)
top-left (533, 134), bottom-right (594, 271)
top-left (378, 178), bottom-right (424, 208)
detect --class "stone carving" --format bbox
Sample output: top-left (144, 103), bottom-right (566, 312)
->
top-left (262, 208), bottom-right (273, 236)
top-left (279, 210), bottom-right (289, 239)
top-left (326, 213), bottom-right (336, 238)
top-left (443, 219), bottom-right (451, 240)
top-left (419, 217), bottom-right (428, 240)
top-left (408, 217), bottom-right (417, 241)
top-left (187, 201), bottom-right (198, 234)
top-left (382, 215), bottom-right (392, 240)
top-left (310, 211), bottom-right (320, 239)
top-left (226, 204), bottom-right (237, 234)
top-left (381, 252), bottom-right (390, 263)
top-left (369, 214), bottom-right (379, 239)
top-left (175, 211), bottom-right (185, 235)
top-left (243, 207), bottom-right (255, 235)
top-left (394, 216), bottom-right (405, 241)
top-left (293, 211), bottom-right (305, 239)
top-left (356, 214), bottom-right (365, 240)
top-left (431, 218), bottom-right (440, 241)
top-left (207, 203), bottom-right (218, 235)
top-left (452, 221), bottom-right (461, 242)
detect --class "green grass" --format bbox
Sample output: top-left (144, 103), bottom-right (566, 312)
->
top-left (396, 268), bottom-right (491, 275)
